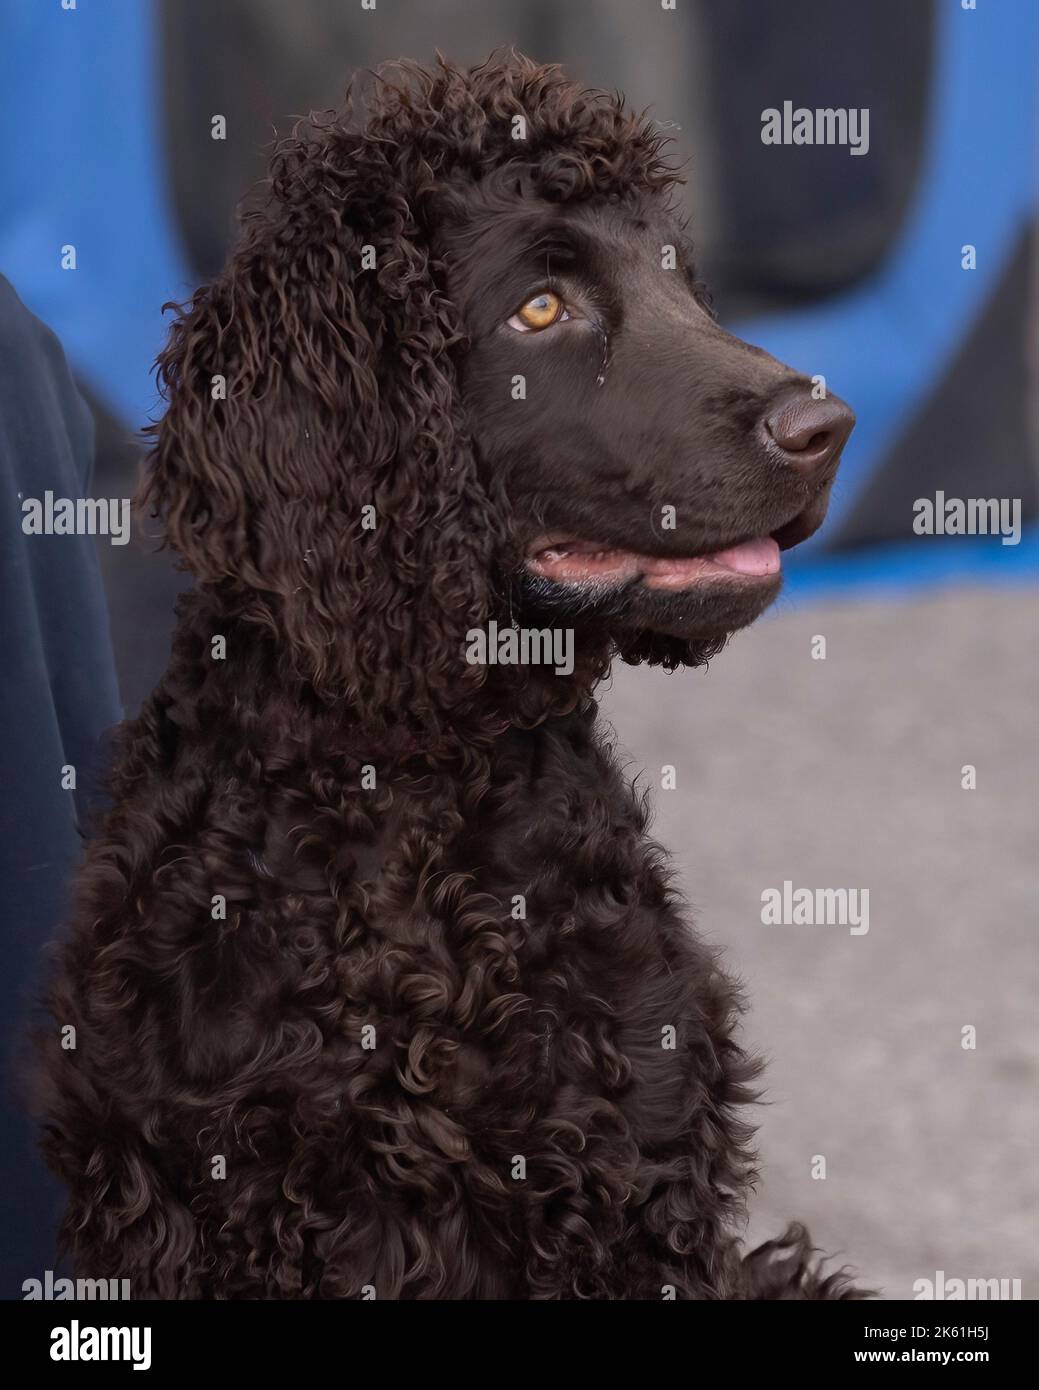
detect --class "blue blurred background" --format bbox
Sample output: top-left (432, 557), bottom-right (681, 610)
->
top-left (1, 0), bottom-right (1036, 1299)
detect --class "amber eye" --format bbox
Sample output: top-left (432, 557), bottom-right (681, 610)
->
top-left (509, 290), bottom-right (568, 332)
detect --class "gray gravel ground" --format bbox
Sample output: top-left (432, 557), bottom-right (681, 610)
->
top-left (598, 583), bottom-right (1038, 1300)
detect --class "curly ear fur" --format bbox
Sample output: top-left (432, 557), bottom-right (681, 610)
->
top-left (143, 96), bottom-right (504, 731)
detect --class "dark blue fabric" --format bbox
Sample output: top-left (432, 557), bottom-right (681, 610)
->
top-left (0, 273), bottom-right (121, 1298)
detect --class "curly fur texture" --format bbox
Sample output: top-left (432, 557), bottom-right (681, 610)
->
top-left (38, 52), bottom-right (862, 1299)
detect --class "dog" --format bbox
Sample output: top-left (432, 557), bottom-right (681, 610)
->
top-left (39, 52), bottom-right (858, 1299)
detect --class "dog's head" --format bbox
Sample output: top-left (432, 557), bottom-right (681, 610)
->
top-left (443, 186), bottom-right (852, 668)
top-left (145, 53), bottom-right (852, 738)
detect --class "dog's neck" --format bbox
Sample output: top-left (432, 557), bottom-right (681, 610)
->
top-left (159, 584), bottom-right (616, 773)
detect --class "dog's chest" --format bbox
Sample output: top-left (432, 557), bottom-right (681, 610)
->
top-left (327, 722), bottom-right (698, 1139)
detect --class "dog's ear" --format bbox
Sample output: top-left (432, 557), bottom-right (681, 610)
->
top-left (143, 114), bottom-right (505, 734)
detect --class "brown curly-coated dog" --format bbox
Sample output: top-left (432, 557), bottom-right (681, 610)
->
top-left (39, 52), bottom-right (860, 1299)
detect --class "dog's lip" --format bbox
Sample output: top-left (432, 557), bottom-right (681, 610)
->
top-left (523, 496), bottom-right (830, 586)
top-left (524, 535), bottom-right (782, 588)
top-left (771, 496), bottom-right (828, 551)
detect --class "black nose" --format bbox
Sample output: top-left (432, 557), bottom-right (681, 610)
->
top-left (762, 389), bottom-right (855, 473)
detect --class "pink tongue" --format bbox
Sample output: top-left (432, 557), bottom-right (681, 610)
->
top-left (529, 535), bottom-right (782, 588)
top-left (703, 536), bottom-right (781, 576)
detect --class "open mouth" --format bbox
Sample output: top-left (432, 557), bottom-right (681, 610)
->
top-left (526, 536), bottom-right (781, 588)
top-left (524, 499), bottom-right (827, 590)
